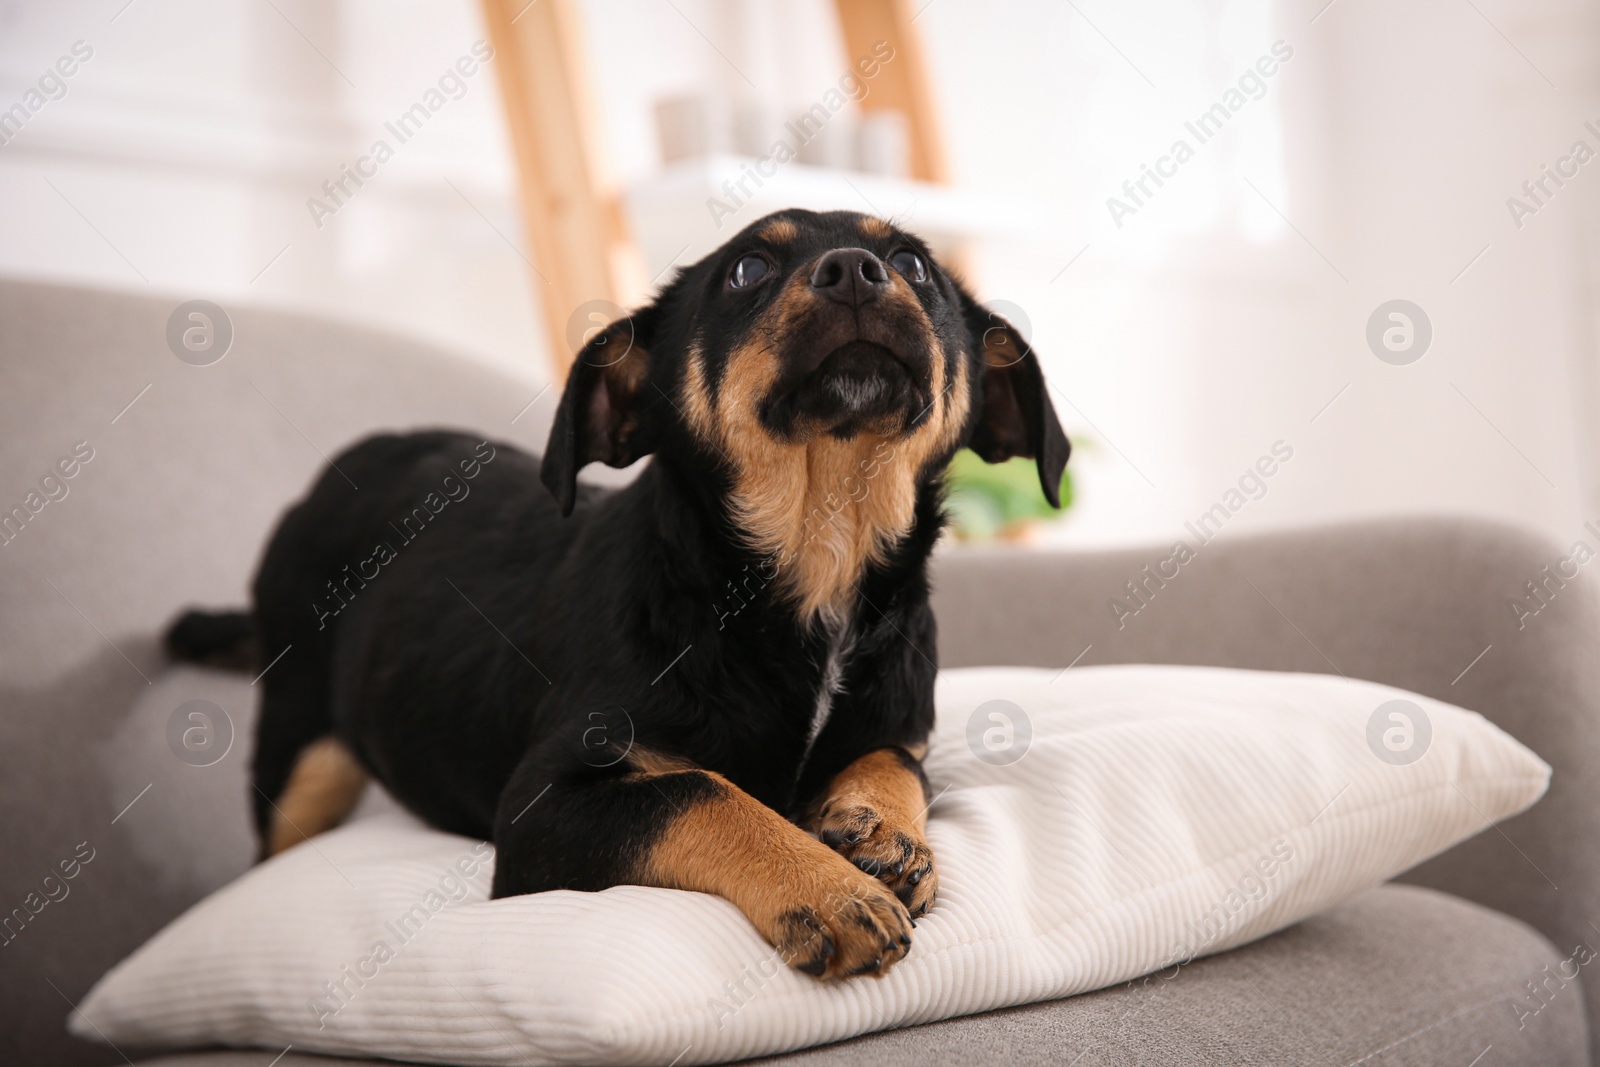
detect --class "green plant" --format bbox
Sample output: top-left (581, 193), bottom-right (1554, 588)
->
top-left (944, 449), bottom-right (1074, 542)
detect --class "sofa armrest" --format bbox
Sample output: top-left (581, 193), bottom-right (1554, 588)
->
top-left (932, 516), bottom-right (1600, 1050)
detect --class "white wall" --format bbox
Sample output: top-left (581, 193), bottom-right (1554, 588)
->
top-left (3, 0), bottom-right (1597, 550)
top-left (0, 0), bottom-right (541, 383)
top-left (919, 0), bottom-right (1600, 549)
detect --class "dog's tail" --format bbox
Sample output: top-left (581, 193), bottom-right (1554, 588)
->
top-left (164, 609), bottom-right (257, 672)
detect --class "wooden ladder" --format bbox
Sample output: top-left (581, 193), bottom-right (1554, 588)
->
top-left (481, 0), bottom-right (948, 377)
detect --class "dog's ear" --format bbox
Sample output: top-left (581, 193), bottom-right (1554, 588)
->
top-left (960, 294), bottom-right (1072, 508)
top-left (540, 308), bottom-right (658, 517)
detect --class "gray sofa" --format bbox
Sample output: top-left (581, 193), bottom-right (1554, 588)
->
top-left (2, 276), bottom-right (1596, 1066)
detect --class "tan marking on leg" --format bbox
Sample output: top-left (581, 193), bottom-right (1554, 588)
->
top-left (266, 737), bottom-right (368, 856)
top-left (757, 218), bottom-right (799, 243)
top-left (642, 769), bottom-right (913, 979)
top-left (811, 748), bottom-right (939, 918)
top-left (817, 749), bottom-right (929, 827)
top-left (626, 746), bottom-right (698, 777)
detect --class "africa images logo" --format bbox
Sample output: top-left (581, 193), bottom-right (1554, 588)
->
top-left (1366, 699), bottom-right (1431, 766)
top-left (966, 699), bottom-right (1032, 766)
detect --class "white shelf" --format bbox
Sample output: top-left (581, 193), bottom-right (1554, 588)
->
top-left (624, 154), bottom-right (1042, 282)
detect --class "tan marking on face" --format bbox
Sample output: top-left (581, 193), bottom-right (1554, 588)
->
top-left (640, 767), bottom-right (913, 979)
top-left (265, 736), bottom-right (368, 857)
top-left (589, 329), bottom-right (652, 460)
top-left (690, 272), bottom-right (971, 624)
top-left (857, 216), bottom-right (893, 240)
top-left (758, 218), bottom-right (799, 243)
top-left (681, 339), bottom-right (716, 439)
top-left (601, 331), bottom-right (650, 388)
top-left (980, 326), bottom-right (1025, 369)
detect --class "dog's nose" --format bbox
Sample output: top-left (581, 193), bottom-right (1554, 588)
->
top-left (810, 248), bottom-right (891, 307)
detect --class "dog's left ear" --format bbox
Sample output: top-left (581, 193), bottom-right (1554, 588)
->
top-left (540, 308), bottom-right (658, 517)
top-left (960, 295), bottom-right (1072, 507)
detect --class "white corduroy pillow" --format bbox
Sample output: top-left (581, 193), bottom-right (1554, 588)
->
top-left (72, 665), bottom-right (1549, 1066)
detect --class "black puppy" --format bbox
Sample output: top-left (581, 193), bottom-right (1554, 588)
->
top-left (168, 209), bottom-right (1068, 981)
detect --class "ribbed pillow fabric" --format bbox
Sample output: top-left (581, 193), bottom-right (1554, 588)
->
top-left (71, 665), bottom-right (1550, 1066)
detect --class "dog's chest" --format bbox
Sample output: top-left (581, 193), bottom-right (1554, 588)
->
top-left (802, 623), bottom-right (854, 757)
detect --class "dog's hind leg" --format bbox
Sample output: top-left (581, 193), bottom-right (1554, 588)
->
top-left (265, 735), bottom-right (367, 856)
top-left (251, 647), bottom-right (367, 859)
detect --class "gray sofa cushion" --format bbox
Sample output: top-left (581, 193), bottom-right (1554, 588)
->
top-left (751, 884), bottom-right (1589, 1066)
top-left (125, 885), bottom-right (1586, 1066)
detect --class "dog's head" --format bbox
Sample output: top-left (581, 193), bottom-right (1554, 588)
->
top-left (542, 209), bottom-right (1069, 617)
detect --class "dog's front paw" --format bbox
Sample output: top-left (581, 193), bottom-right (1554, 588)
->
top-left (768, 862), bottom-right (913, 980)
top-left (817, 802), bottom-right (938, 919)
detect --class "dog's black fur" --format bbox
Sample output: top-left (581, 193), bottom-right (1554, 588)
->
top-left (169, 209), bottom-right (1067, 979)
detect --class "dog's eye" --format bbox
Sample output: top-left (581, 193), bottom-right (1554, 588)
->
top-left (728, 254), bottom-right (771, 289)
top-left (888, 249), bottom-right (927, 283)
